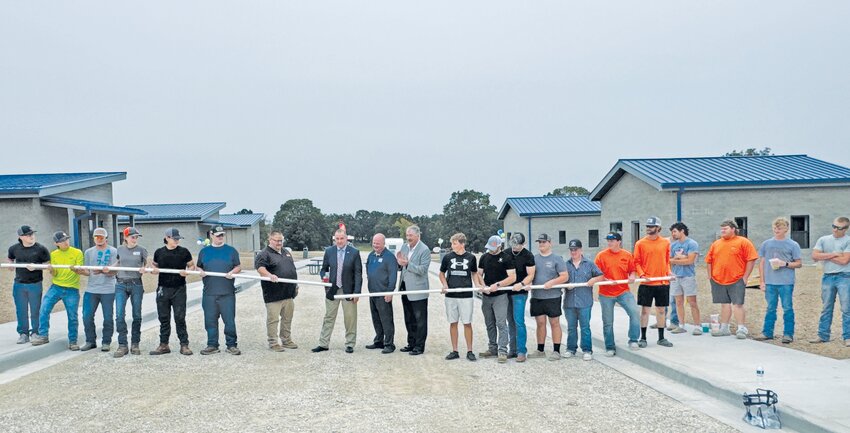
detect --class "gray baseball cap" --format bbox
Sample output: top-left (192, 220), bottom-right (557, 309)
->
top-left (164, 228), bottom-right (184, 240)
top-left (17, 225), bottom-right (35, 236)
top-left (485, 235), bottom-right (503, 252)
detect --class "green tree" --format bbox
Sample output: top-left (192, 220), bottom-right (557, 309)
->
top-left (724, 147), bottom-right (774, 157)
top-left (544, 185), bottom-right (590, 197)
top-left (236, 208), bottom-right (253, 214)
top-left (441, 189), bottom-right (499, 252)
top-left (272, 199), bottom-right (327, 250)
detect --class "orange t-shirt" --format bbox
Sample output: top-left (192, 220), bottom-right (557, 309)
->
top-left (633, 236), bottom-right (671, 286)
top-left (705, 235), bottom-right (758, 285)
top-left (594, 248), bottom-right (636, 297)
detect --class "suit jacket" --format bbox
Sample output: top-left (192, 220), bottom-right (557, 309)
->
top-left (320, 244), bottom-right (363, 300)
top-left (399, 241), bottom-right (430, 301)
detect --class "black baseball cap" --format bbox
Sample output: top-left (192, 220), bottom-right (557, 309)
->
top-left (605, 232), bottom-right (622, 241)
top-left (568, 239), bottom-right (582, 249)
top-left (536, 233), bottom-right (552, 243)
top-left (17, 225), bottom-right (35, 236)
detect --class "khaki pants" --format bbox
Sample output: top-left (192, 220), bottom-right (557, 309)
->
top-left (266, 299), bottom-right (295, 346)
top-left (318, 298), bottom-right (357, 348)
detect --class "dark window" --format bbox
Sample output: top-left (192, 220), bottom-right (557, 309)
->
top-left (631, 221), bottom-right (640, 250)
top-left (735, 217), bottom-right (748, 238)
top-left (506, 232), bottom-right (512, 242)
top-left (588, 230), bottom-right (599, 248)
top-left (610, 222), bottom-right (623, 233)
top-left (558, 231), bottom-right (567, 244)
top-left (791, 215), bottom-right (810, 248)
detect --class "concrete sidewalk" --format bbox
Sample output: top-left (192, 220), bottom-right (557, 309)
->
top-left (586, 302), bottom-right (850, 433)
top-left (0, 258), bottom-right (315, 382)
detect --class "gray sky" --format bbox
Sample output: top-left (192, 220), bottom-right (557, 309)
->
top-left (2, 2), bottom-right (849, 219)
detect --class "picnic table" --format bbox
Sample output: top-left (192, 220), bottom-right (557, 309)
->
top-left (307, 258), bottom-right (323, 275)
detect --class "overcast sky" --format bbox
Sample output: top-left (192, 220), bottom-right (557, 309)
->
top-left (2, 2), bottom-right (848, 219)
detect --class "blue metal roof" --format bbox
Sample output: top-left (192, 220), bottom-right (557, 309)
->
top-left (0, 172), bottom-right (127, 196)
top-left (498, 196), bottom-right (601, 220)
top-left (590, 155), bottom-right (850, 200)
top-left (41, 197), bottom-right (147, 215)
top-left (118, 202), bottom-right (226, 222)
top-left (218, 213), bottom-right (265, 227)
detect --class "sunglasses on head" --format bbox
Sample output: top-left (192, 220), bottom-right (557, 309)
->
top-left (833, 225), bottom-right (849, 231)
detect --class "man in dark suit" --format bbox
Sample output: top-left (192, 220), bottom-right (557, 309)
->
top-left (313, 229), bottom-right (362, 353)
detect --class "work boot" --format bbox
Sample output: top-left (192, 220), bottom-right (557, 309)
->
top-left (149, 343), bottom-right (171, 355)
top-left (80, 342), bottom-right (97, 351)
top-left (180, 345), bottom-right (193, 356)
top-left (200, 346), bottom-right (220, 355)
top-left (130, 344), bottom-right (141, 355)
top-left (113, 346), bottom-right (129, 358)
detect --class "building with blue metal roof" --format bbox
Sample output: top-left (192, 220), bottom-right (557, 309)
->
top-left (498, 196), bottom-right (604, 256)
top-left (218, 213), bottom-right (266, 252)
top-left (0, 172), bottom-right (145, 249)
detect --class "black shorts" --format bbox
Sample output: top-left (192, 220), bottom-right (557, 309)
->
top-left (530, 298), bottom-right (562, 318)
top-left (637, 284), bottom-right (670, 307)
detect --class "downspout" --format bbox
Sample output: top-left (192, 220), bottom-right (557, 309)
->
top-left (527, 217), bottom-right (532, 245)
top-left (676, 187), bottom-right (684, 222)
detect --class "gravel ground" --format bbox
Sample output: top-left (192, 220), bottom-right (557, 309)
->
top-left (0, 262), bottom-right (738, 433)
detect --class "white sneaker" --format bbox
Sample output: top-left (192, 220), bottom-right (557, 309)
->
top-left (736, 327), bottom-right (748, 340)
top-left (628, 341), bottom-right (640, 350)
top-left (582, 352), bottom-right (593, 361)
top-left (17, 334), bottom-right (29, 344)
top-left (604, 350), bottom-right (616, 357)
top-left (563, 351), bottom-right (574, 359)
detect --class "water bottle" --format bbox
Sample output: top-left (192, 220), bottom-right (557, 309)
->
top-left (756, 365), bottom-right (765, 386)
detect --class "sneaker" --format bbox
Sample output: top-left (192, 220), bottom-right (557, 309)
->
top-left (638, 339), bottom-right (648, 348)
top-left (101, 343), bottom-right (111, 352)
top-left (563, 351), bottom-right (575, 359)
top-left (180, 345), bottom-right (193, 356)
top-left (657, 338), bottom-right (673, 347)
top-left (497, 353), bottom-right (507, 363)
top-left (269, 344), bottom-right (286, 352)
top-left (527, 350), bottom-right (547, 359)
top-left (711, 329), bottom-right (731, 337)
top-left (478, 350), bottom-right (497, 359)
top-left (80, 342), bottom-right (97, 351)
top-left (781, 335), bottom-right (794, 344)
top-left (281, 341), bottom-right (298, 349)
top-left (692, 328), bottom-right (703, 336)
top-left (736, 328), bottom-right (748, 339)
top-left (68, 343), bottom-right (80, 351)
top-left (130, 344), bottom-right (141, 355)
top-left (31, 335), bottom-right (48, 346)
top-left (753, 334), bottom-right (774, 341)
top-left (604, 350), bottom-right (616, 357)
top-left (516, 353), bottom-right (526, 363)
top-left (200, 346), bottom-right (221, 355)
top-left (666, 324), bottom-right (677, 331)
top-left (582, 352), bottom-right (593, 361)
top-left (149, 343), bottom-right (171, 355)
top-left (628, 341), bottom-right (640, 350)
top-left (113, 346), bottom-right (129, 358)
top-left (670, 326), bottom-right (687, 334)
top-left (445, 351), bottom-right (460, 360)
top-left (466, 351), bottom-right (477, 361)
top-left (226, 346), bottom-right (241, 355)
top-left (808, 337), bottom-right (828, 344)
top-left (17, 334), bottom-right (29, 344)
top-left (548, 351), bottom-right (561, 361)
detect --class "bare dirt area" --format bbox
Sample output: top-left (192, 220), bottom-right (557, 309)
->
top-left (0, 263), bottom-right (737, 433)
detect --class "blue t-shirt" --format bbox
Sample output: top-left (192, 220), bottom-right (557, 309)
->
top-left (197, 244), bottom-right (241, 295)
top-left (670, 238), bottom-right (699, 278)
top-left (758, 238), bottom-right (802, 285)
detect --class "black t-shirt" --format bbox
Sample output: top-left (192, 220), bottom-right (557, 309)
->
top-left (440, 251), bottom-right (478, 299)
top-left (7, 242), bottom-right (51, 284)
top-left (479, 250), bottom-right (514, 297)
top-left (508, 248), bottom-right (535, 296)
top-left (153, 246), bottom-right (193, 288)
top-left (254, 246), bottom-right (298, 303)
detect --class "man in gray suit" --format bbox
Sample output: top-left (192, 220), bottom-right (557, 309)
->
top-left (313, 229), bottom-right (362, 353)
top-left (397, 225), bottom-right (430, 356)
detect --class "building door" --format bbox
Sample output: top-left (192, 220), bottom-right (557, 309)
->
top-left (631, 221), bottom-right (640, 250)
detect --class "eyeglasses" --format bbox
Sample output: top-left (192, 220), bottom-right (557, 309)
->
top-left (833, 225), bottom-right (849, 231)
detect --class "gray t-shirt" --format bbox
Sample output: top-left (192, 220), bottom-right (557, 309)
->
top-left (758, 238), bottom-right (802, 285)
top-left (84, 245), bottom-right (118, 294)
top-left (116, 245), bottom-right (148, 280)
top-left (531, 253), bottom-right (567, 300)
top-left (814, 235), bottom-right (850, 274)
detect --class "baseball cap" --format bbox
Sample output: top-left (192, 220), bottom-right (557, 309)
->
top-left (509, 232), bottom-right (525, 247)
top-left (93, 227), bottom-right (108, 238)
top-left (535, 233), bottom-right (552, 243)
top-left (53, 231), bottom-right (70, 243)
top-left (164, 228), bottom-right (184, 240)
top-left (646, 216), bottom-right (661, 227)
top-left (605, 232), bottom-right (622, 241)
top-left (123, 227), bottom-right (142, 237)
top-left (17, 225), bottom-right (35, 236)
top-left (485, 235), bottom-right (503, 252)
top-left (211, 225), bottom-right (226, 236)
top-left (568, 239), bottom-right (582, 249)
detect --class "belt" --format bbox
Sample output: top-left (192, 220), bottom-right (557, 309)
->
top-left (117, 278), bottom-right (143, 283)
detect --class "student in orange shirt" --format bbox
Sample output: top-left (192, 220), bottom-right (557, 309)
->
top-left (705, 220), bottom-right (758, 339)
top-left (594, 232), bottom-right (641, 357)
top-left (634, 217), bottom-right (673, 348)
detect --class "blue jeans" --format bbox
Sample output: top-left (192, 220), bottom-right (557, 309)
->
top-left (510, 294), bottom-right (528, 355)
top-left (763, 284), bottom-right (794, 338)
top-left (203, 294), bottom-right (237, 348)
top-left (13, 282), bottom-right (42, 335)
top-left (598, 292), bottom-right (641, 351)
top-left (564, 305), bottom-right (592, 354)
top-left (817, 273), bottom-right (850, 341)
top-left (83, 292), bottom-right (115, 345)
top-left (37, 285), bottom-right (80, 342)
top-left (115, 281), bottom-right (145, 346)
